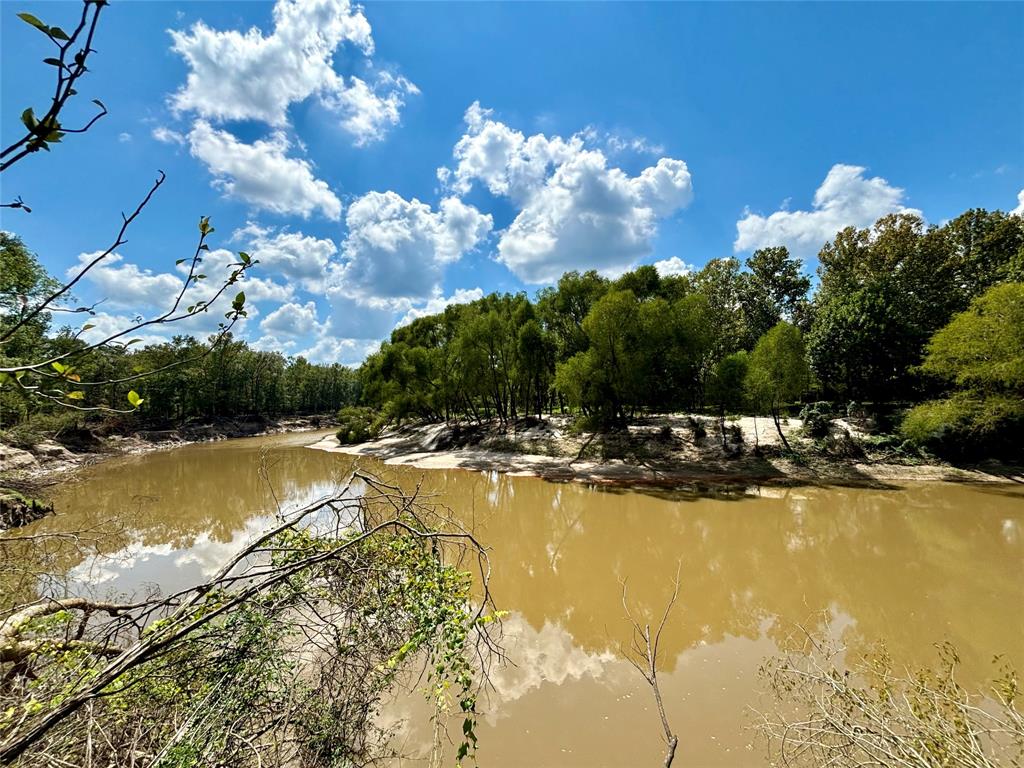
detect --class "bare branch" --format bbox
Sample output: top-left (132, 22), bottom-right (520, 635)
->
top-left (620, 563), bottom-right (682, 767)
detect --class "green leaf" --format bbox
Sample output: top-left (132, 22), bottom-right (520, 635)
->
top-left (51, 361), bottom-right (66, 374)
top-left (127, 390), bottom-right (143, 407)
top-left (21, 108), bottom-right (37, 130)
top-left (66, 390), bottom-right (85, 400)
top-left (81, 323), bottom-right (95, 331)
top-left (232, 291), bottom-right (246, 311)
top-left (124, 338), bottom-right (143, 346)
top-left (91, 98), bottom-right (106, 111)
top-left (48, 26), bottom-right (70, 41)
top-left (0, 372), bottom-right (10, 387)
top-left (198, 216), bottom-right (211, 235)
top-left (42, 57), bottom-right (64, 68)
top-left (175, 259), bottom-right (186, 266)
top-left (16, 12), bottom-right (48, 32)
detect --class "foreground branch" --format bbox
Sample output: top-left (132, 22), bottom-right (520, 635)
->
top-left (0, 474), bottom-right (500, 766)
top-left (755, 627), bottom-right (1024, 768)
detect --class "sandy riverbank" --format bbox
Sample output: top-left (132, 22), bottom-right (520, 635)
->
top-left (0, 415), bottom-right (336, 493)
top-left (308, 415), bottom-right (1021, 488)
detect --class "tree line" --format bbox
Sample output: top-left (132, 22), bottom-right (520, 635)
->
top-left (1, 233), bottom-right (359, 433)
top-left (359, 208), bottom-right (1023, 457)
top-left (4, 207), bottom-right (1022, 457)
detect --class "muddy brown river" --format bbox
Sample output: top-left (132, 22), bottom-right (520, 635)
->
top-left (26, 430), bottom-right (1024, 767)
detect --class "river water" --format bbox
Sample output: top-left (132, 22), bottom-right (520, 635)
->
top-left (26, 430), bottom-right (1024, 767)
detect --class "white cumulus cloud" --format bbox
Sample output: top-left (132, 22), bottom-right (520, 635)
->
top-left (67, 250), bottom-right (300, 350)
top-left (333, 190), bottom-right (492, 301)
top-left (69, 252), bottom-right (183, 310)
top-left (169, 0), bottom-right (413, 145)
top-left (1011, 189), bottom-right (1024, 217)
top-left (652, 256), bottom-right (694, 277)
top-left (398, 287), bottom-right (484, 326)
top-left (297, 335), bottom-right (380, 365)
top-left (178, 248), bottom-right (294, 305)
top-left (188, 121), bottom-right (341, 220)
top-left (734, 164), bottom-right (922, 259)
top-left (152, 126), bottom-right (186, 145)
top-left (326, 72), bottom-right (419, 147)
top-left (440, 103), bottom-right (694, 284)
top-left (260, 300), bottom-right (325, 337)
top-left (234, 222), bottom-right (338, 290)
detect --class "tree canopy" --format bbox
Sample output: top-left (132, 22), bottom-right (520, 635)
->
top-left (901, 282), bottom-right (1024, 457)
top-left (351, 206), bottom-right (1022, 448)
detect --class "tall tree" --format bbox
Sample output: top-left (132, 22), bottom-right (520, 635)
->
top-left (745, 322), bottom-right (809, 451)
top-left (740, 247), bottom-right (811, 343)
top-left (707, 351), bottom-right (749, 449)
top-left (536, 270), bottom-right (610, 362)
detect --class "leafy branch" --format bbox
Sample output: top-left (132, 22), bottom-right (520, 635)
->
top-left (0, 174), bottom-right (257, 411)
top-left (0, 474), bottom-right (501, 765)
top-left (1, 0), bottom-right (109, 173)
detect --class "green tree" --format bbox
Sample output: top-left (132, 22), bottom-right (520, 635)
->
top-left (692, 257), bottom-right (747, 362)
top-left (707, 351), bottom-right (749, 449)
top-left (0, 233), bottom-right (61, 316)
top-left (613, 264), bottom-right (661, 300)
top-left (536, 270), bottom-right (609, 362)
top-left (556, 289), bottom-right (644, 425)
top-left (745, 322), bottom-right (809, 451)
top-left (808, 211), bottom-right (1023, 400)
top-left (1, 234), bottom-right (62, 420)
top-left (739, 247), bottom-right (811, 343)
top-left (901, 282), bottom-right (1024, 457)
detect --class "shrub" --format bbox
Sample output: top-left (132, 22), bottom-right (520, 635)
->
top-left (335, 407), bottom-right (385, 445)
top-left (901, 393), bottom-right (1024, 459)
top-left (727, 423), bottom-right (743, 444)
top-left (823, 428), bottom-right (865, 459)
top-left (798, 402), bottom-right (833, 438)
top-left (687, 416), bottom-right (707, 441)
top-left (567, 413), bottom-right (605, 435)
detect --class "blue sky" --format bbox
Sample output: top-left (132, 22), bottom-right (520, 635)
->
top-left (2, 0), bottom-right (1022, 364)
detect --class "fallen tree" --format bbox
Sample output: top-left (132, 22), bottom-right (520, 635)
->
top-left (0, 471), bottom-right (499, 767)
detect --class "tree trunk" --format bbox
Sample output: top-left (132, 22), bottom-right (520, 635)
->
top-left (772, 406), bottom-right (792, 452)
top-left (719, 405), bottom-right (727, 452)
